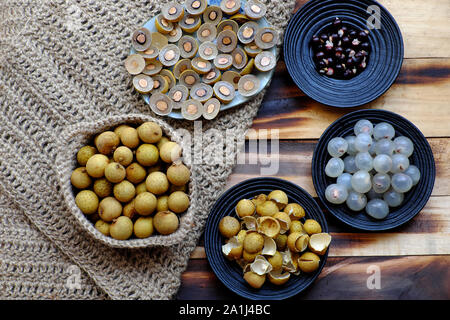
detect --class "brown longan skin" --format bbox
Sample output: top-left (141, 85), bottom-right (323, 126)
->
top-left (134, 217), bottom-right (154, 239)
top-left (167, 191), bottom-right (190, 213)
top-left (126, 162), bottom-right (147, 184)
top-left (113, 146), bottom-right (134, 167)
top-left (123, 199), bottom-right (137, 220)
top-left (93, 178), bottom-right (113, 198)
top-left (303, 219), bottom-right (322, 235)
top-left (86, 154), bottom-right (110, 178)
top-left (95, 131), bottom-right (120, 155)
top-left (134, 192), bottom-right (157, 216)
top-left (113, 180), bottom-right (136, 203)
top-left (95, 220), bottom-right (110, 236)
top-left (166, 163), bottom-right (190, 186)
top-left (153, 211), bottom-right (179, 235)
top-left (71, 167), bottom-right (92, 189)
top-left (146, 171), bottom-right (169, 195)
top-left (136, 144), bottom-right (160, 167)
top-left (75, 190), bottom-right (99, 215)
top-left (137, 122), bottom-right (163, 144)
top-left (159, 141), bottom-right (182, 163)
top-left (77, 146), bottom-right (97, 166)
top-left (104, 162), bottom-right (126, 183)
top-left (219, 216), bottom-right (241, 238)
top-left (243, 271), bottom-right (266, 289)
top-left (243, 232), bottom-right (264, 253)
top-left (298, 252), bottom-right (320, 273)
top-left (120, 127), bottom-right (140, 149)
top-left (110, 216), bottom-right (133, 240)
top-left (98, 197), bottom-right (122, 222)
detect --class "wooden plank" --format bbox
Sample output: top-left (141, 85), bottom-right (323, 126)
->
top-left (293, 0), bottom-right (450, 59)
top-left (229, 139), bottom-right (450, 197)
top-left (251, 58), bottom-right (450, 139)
top-left (178, 256), bottom-right (450, 299)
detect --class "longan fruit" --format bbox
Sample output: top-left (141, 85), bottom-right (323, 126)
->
top-left (123, 199), bottom-right (137, 220)
top-left (146, 171), bottom-right (169, 195)
top-left (134, 192), bottom-right (157, 216)
top-left (284, 203), bottom-right (305, 220)
top-left (159, 141), bottom-right (182, 163)
top-left (157, 136), bottom-right (170, 150)
top-left (134, 217), bottom-right (154, 239)
top-left (289, 220), bottom-right (305, 234)
top-left (98, 197), bottom-right (122, 222)
top-left (169, 184), bottom-right (187, 193)
top-left (113, 180), bottom-right (136, 203)
top-left (219, 216), bottom-right (240, 238)
top-left (113, 146), bottom-right (133, 167)
top-left (71, 167), bottom-right (92, 189)
top-left (166, 163), bottom-right (190, 186)
top-left (114, 124), bottom-right (132, 138)
top-left (75, 190), bottom-right (99, 215)
top-left (274, 234), bottom-right (288, 251)
top-left (110, 216), bottom-right (133, 240)
top-left (157, 195), bottom-right (169, 212)
top-left (120, 127), bottom-right (140, 149)
top-left (77, 146), bottom-right (97, 166)
top-left (126, 162), bottom-right (147, 184)
top-left (267, 251), bottom-right (283, 271)
top-left (95, 131), bottom-right (120, 155)
top-left (86, 154), bottom-right (109, 178)
top-left (93, 178), bottom-right (113, 198)
top-left (104, 162), bottom-right (126, 183)
top-left (136, 144), bottom-right (159, 167)
top-left (235, 199), bottom-right (255, 218)
top-left (148, 162), bottom-right (164, 174)
top-left (243, 232), bottom-right (264, 253)
top-left (167, 191), bottom-right (190, 213)
top-left (243, 271), bottom-right (266, 289)
top-left (153, 211), bottom-right (179, 235)
top-left (137, 121), bottom-right (162, 144)
top-left (95, 220), bottom-right (110, 236)
top-left (303, 219), bottom-right (322, 235)
top-left (298, 252), bottom-right (320, 273)
top-left (135, 182), bottom-right (148, 194)
top-left (267, 190), bottom-right (288, 210)
top-left (256, 201), bottom-right (278, 217)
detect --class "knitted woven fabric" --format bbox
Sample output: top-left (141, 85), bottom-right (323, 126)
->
top-left (0, 0), bottom-right (296, 299)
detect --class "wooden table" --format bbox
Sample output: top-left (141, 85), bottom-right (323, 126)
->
top-left (177, 0), bottom-right (450, 300)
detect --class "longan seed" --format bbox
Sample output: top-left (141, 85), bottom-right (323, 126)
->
top-left (120, 127), bottom-right (140, 149)
top-left (137, 122), bottom-right (162, 144)
top-left (134, 192), bottom-right (157, 216)
top-left (86, 154), bottom-right (109, 178)
top-left (71, 167), bottom-right (92, 189)
top-left (77, 146), bottom-right (97, 166)
top-left (153, 211), bottom-right (179, 235)
top-left (146, 171), bottom-right (169, 195)
top-left (95, 131), bottom-right (120, 155)
top-left (134, 217), bottom-right (154, 239)
top-left (136, 144), bottom-right (159, 167)
top-left (75, 190), bottom-right (99, 215)
top-left (113, 146), bottom-right (133, 167)
top-left (104, 162), bottom-right (126, 183)
top-left (168, 191), bottom-right (190, 213)
top-left (98, 197), bottom-right (122, 222)
top-left (110, 216), bottom-right (133, 240)
top-left (113, 180), bottom-right (136, 203)
top-left (93, 178), bottom-right (113, 198)
top-left (126, 162), bottom-right (147, 184)
top-left (261, 32), bottom-right (274, 43)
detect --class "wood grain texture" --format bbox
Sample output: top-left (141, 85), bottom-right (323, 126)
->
top-left (251, 59), bottom-right (450, 139)
top-left (293, 0), bottom-right (450, 59)
top-left (177, 256), bottom-right (450, 300)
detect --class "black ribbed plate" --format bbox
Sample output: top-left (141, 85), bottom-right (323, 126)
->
top-left (204, 177), bottom-right (328, 300)
top-left (312, 109), bottom-right (435, 231)
top-left (283, 0), bottom-right (403, 107)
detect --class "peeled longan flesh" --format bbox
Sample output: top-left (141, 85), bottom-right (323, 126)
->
top-left (243, 271), bottom-right (266, 289)
top-left (157, 195), bottom-right (169, 212)
top-left (168, 191), bottom-right (190, 213)
top-left (120, 127), bottom-right (140, 149)
top-left (167, 163), bottom-right (190, 186)
top-left (235, 199), bottom-right (255, 218)
top-left (134, 192), bottom-right (157, 216)
top-left (136, 144), bottom-right (159, 167)
top-left (153, 211), bottom-right (179, 235)
top-left (98, 197), bottom-right (122, 222)
top-left (298, 252), bottom-right (320, 273)
top-left (126, 162), bottom-right (147, 184)
top-left (256, 200), bottom-right (278, 217)
top-left (113, 146), bottom-right (133, 167)
top-left (134, 217), bottom-right (154, 239)
top-left (75, 190), bottom-right (99, 215)
top-left (77, 146), bottom-right (97, 166)
top-left (104, 162), bottom-right (126, 183)
top-left (146, 171), bottom-right (169, 195)
top-left (123, 199), bottom-right (137, 219)
top-left (110, 216), bottom-right (133, 240)
top-left (113, 180), bottom-right (136, 203)
top-left (71, 167), bottom-right (92, 189)
top-left (303, 219), bottom-right (322, 235)
top-left (219, 216), bottom-right (240, 238)
top-left (137, 122), bottom-right (162, 144)
top-left (95, 131), bottom-right (120, 155)
top-left (93, 178), bottom-right (113, 198)
top-left (95, 220), bottom-right (110, 236)
top-left (86, 154), bottom-right (109, 178)
top-left (243, 232), bottom-right (264, 253)
top-left (159, 141), bottom-right (182, 163)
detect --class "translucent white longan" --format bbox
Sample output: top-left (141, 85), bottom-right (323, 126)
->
top-left (325, 184), bottom-right (348, 204)
top-left (351, 170), bottom-right (372, 194)
top-left (325, 157), bottom-right (344, 178)
top-left (327, 137), bottom-right (348, 158)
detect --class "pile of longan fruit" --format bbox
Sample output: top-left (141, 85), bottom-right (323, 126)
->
top-left (71, 121), bottom-right (190, 241)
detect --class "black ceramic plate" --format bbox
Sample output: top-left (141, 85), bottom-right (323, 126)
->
top-left (283, 0), bottom-right (403, 107)
top-left (312, 109), bottom-right (435, 231)
top-left (204, 177), bottom-right (329, 300)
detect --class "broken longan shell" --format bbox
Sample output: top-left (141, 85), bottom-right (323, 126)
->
top-left (308, 233), bottom-right (332, 255)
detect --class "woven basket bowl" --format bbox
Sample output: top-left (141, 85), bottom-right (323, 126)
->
top-left (56, 114), bottom-right (197, 248)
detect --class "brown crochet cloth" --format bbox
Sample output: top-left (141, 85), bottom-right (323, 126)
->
top-left (0, 0), bottom-right (296, 299)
